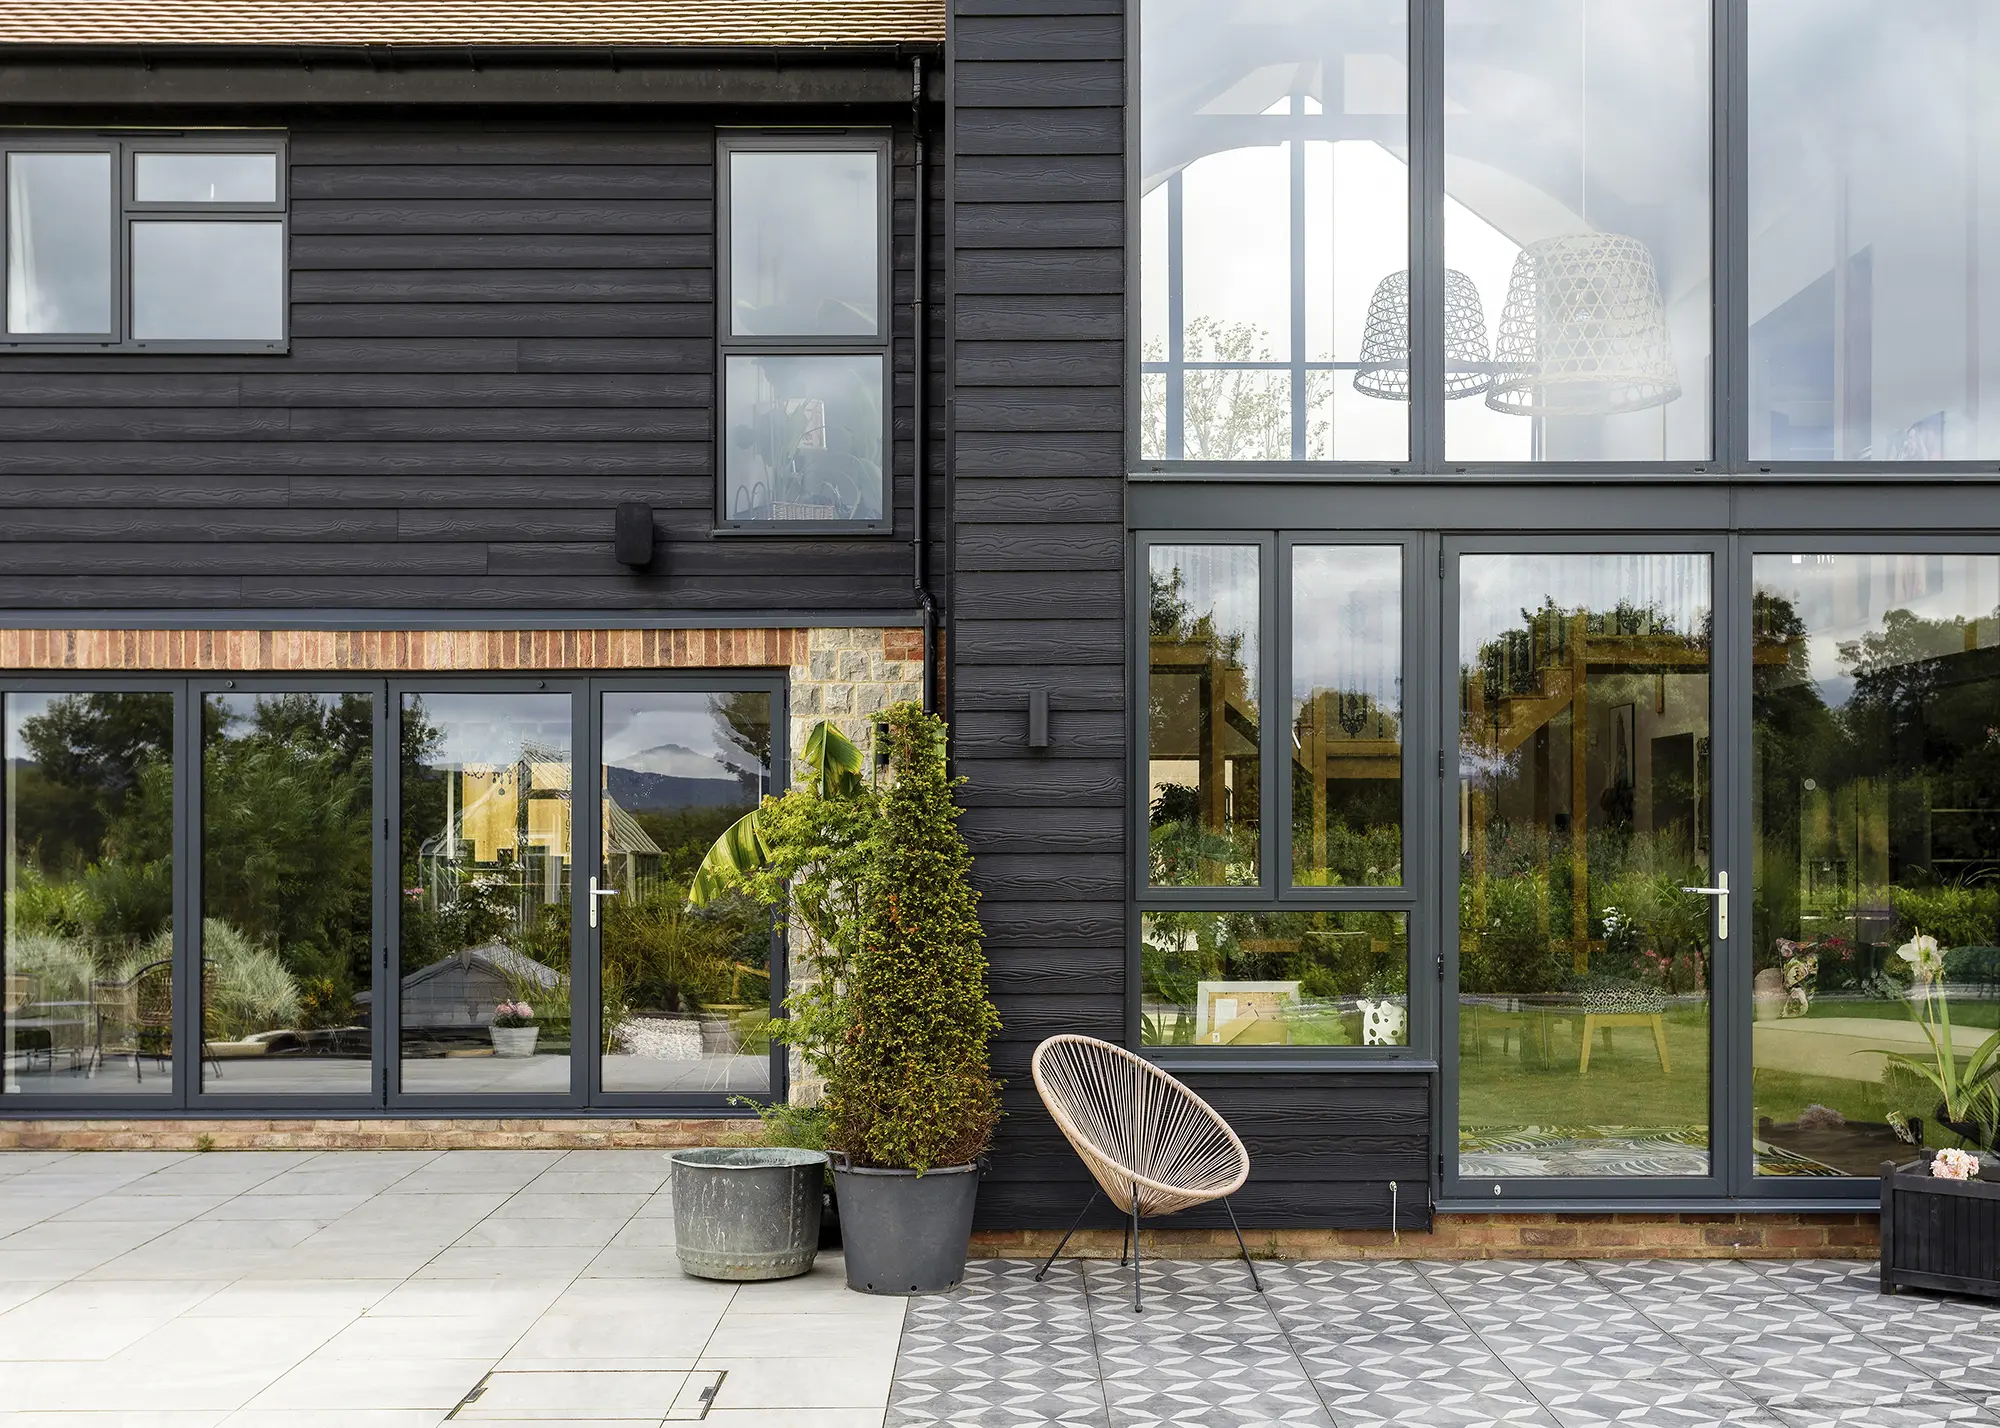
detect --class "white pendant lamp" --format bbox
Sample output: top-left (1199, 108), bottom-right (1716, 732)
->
top-left (1353, 268), bottom-right (1493, 401)
top-left (1484, 232), bottom-right (1681, 417)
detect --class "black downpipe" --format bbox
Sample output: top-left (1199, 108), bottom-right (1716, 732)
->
top-left (911, 55), bottom-right (938, 713)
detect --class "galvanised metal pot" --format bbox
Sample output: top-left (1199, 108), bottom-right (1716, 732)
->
top-left (833, 1160), bottom-right (980, 1294)
top-left (668, 1147), bottom-right (828, 1281)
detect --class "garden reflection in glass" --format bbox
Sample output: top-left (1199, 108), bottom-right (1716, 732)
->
top-left (1148, 545), bottom-right (1259, 886)
top-left (1750, 555), bottom-right (2000, 1176)
top-left (201, 693), bottom-right (373, 1094)
top-left (398, 694), bottom-right (573, 1094)
top-left (597, 691), bottom-right (774, 1095)
top-left (1138, 0), bottom-right (1410, 461)
top-left (1456, 554), bottom-right (1714, 1178)
top-left (1291, 547), bottom-right (1402, 886)
top-left (1749, 4), bottom-right (2000, 461)
top-left (1443, 0), bottom-right (1712, 462)
top-left (1140, 912), bottom-right (1409, 1049)
top-left (3, 692), bottom-right (173, 1095)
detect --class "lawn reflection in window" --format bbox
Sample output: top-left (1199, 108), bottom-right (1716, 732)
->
top-left (1141, 911), bottom-right (1409, 1049)
top-left (724, 354), bottom-right (884, 524)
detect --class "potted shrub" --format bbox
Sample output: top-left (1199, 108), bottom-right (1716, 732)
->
top-left (490, 999), bottom-right (538, 1057)
top-left (689, 705), bottom-right (1001, 1294)
top-left (824, 704), bottom-right (1000, 1294)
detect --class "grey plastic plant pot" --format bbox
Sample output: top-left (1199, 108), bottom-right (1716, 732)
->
top-left (833, 1160), bottom-right (981, 1295)
top-left (668, 1147), bottom-right (829, 1282)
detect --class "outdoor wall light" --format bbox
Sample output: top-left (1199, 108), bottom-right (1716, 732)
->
top-left (614, 502), bottom-right (655, 569)
top-left (1027, 689), bottom-right (1050, 751)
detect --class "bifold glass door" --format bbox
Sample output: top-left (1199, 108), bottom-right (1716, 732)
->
top-left (2, 677), bottom-right (783, 1110)
top-left (1447, 546), bottom-right (1724, 1191)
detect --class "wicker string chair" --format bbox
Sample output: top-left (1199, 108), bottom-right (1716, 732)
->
top-left (1031, 1033), bottom-right (1259, 1311)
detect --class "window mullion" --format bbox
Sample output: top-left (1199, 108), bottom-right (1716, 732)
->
top-left (1412, 0), bottom-right (1446, 472)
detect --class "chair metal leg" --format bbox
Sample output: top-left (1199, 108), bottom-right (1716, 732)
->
top-left (1035, 1188), bottom-right (1099, 1283)
top-left (1222, 1194), bottom-right (1263, 1294)
top-left (1119, 1220), bottom-right (1129, 1267)
top-left (1129, 1182), bottom-right (1142, 1313)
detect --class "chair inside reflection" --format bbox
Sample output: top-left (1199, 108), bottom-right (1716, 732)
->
top-left (89, 960), bottom-right (175, 1081)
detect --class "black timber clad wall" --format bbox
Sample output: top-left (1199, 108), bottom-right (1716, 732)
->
top-left (948, 3), bottom-right (1430, 1229)
top-left (0, 115), bottom-right (944, 616)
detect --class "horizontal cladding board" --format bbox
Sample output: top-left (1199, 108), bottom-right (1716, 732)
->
top-left (952, 153), bottom-right (1127, 202)
top-left (951, 61), bottom-right (1124, 107)
top-left (226, 575), bottom-right (922, 610)
top-left (951, 663), bottom-right (1123, 707)
top-left (952, 108), bottom-right (1122, 156)
top-left (955, 14), bottom-right (1124, 61)
top-left (289, 200), bottom-right (712, 234)
top-left (944, 617), bottom-right (1123, 664)
top-left (985, 1139), bottom-right (1430, 1184)
top-left (974, 1183), bottom-right (1427, 1231)
top-left (292, 233), bottom-right (713, 270)
top-left (290, 270), bottom-right (715, 303)
top-left (0, 408), bottom-right (710, 442)
top-left (290, 165), bottom-right (714, 202)
top-left (0, 339), bottom-right (707, 374)
top-left (953, 203), bottom-right (1125, 249)
top-left (953, 524), bottom-right (1123, 571)
top-left (291, 303), bottom-right (714, 337)
top-left (951, 478), bottom-right (1123, 523)
top-left (954, 707), bottom-right (1124, 758)
top-left (0, 373), bottom-right (711, 408)
top-left (0, 442), bottom-right (701, 475)
top-left (951, 568), bottom-right (1124, 616)
top-left (954, 250), bottom-right (1125, 296)
top-left (969, 852), bottom-right (1124, 899)
top-left (954, 340), bottom-right (1124, 386)
top-left (0, 509), bottom-right (399, 542)
top-left (289, 134), bottom-right (718, 167)
top-left (955, 292), bottom-right (1123, 341)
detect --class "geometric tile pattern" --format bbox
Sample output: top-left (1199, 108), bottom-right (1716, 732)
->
top-left (890, 1255), bottom-right (2000, 1428)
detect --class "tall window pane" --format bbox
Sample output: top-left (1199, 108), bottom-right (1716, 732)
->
top-left (1752, 555), bottom-right (2000, 1175)
top-left (1149, 544), bottom-right (1260, 886)
top-left (1749, 3), bottom-right (2000, 461)
top-left (1444, 1), bottom-right (1712, 462)
top-left (398, 694), bottom-right (573, 1095)
top-left (4, 692), bottom-right (173, 1095)
top-left (729, 150), bottom-right (879, 337)
top-left (5, 152), bottom-right (112, 336)
top-left (1457, 554), bottom-right (1715, 1178)
top-left (1292, 547), bottom-right (1402, 885)
top-left (1140, 0), bottom-right (1411, 462)
top-left (1141, 911), bottom-right (1409, 1048)
top-left (201, 693), bottom-right (373, 1095)
top-left (599, 691), bottom-right (774, 1095)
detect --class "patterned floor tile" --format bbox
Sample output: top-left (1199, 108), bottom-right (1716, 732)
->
top-left (884, 1259), bottom-right (2000, 1428)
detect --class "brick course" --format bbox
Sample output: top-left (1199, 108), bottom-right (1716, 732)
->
top-left (968, 1211), bottom-right (1879, 1262)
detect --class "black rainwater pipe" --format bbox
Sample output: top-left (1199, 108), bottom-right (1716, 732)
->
top-left (911, 55), bottom-right (937, 713)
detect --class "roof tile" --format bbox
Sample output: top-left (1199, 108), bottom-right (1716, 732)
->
top-left (0, 1), bottom-right (943, 47)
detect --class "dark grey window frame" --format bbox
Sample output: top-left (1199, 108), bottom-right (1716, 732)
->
top-left (714, 130), bottom-right (895, 536)
top-left (0, 672), bottom-right (788, 1118)
top-left (0, 130), bottom-right (289, 355)
top-left (1131, 530), bottom-right (1436, 1070)
top-left (1129, 0), bottom-right (2000, 479)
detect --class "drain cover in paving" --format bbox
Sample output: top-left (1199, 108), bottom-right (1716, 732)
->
top-left (450, 1368), bottom-right (726, 1421)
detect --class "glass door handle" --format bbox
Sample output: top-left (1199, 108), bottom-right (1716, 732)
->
top-left (1678, 871), bottom-right (1728, 941)
top-left (588, 876), bottom-right (620, 929)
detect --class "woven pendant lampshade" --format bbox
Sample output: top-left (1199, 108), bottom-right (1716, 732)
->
top-left (1353, 268), bottom-right (1493, 401)
top-left (1485, 232), bottom-right (1681, 417)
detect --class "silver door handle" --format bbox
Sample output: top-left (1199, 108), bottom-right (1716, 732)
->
top-left (1678, 871), bottom-right (1728, 942)
top-left (588, 876), bottom-right (620, 928)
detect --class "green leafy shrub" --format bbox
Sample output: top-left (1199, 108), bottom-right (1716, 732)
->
top-left (825, 704), bottom-right (1001, 1171)
top-left (183, 920), bottom-right (301, 1042)
top-left (8, 930), bottom-right (96, 1004)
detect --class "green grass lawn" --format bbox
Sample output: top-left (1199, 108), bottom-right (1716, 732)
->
top-left (1457, 1003), bottom-right (1710, 1140)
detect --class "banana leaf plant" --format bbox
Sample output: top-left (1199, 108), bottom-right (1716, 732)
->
top-left (685, 719), bottom-right (876, 1087)
top-left (688, 720), bottom-right (865, 906)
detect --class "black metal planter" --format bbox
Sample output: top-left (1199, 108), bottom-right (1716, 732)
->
top-left (1880, 1157), bottom-right (2000, 1301)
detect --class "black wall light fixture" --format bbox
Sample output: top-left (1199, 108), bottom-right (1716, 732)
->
top-left (1027, 689), bottom-right (1050, 751)
top-left (614, 502), bottom-right (655, 569)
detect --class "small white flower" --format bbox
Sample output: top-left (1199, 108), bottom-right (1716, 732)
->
top-left (1896, 933), bottom-right (1945, 984)
top-left (1933, 1147), bottom-right (1980, 1181)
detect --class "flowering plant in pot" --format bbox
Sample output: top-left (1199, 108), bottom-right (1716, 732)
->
top-left (490, 1000), bottom-right (539, 1057)
top-left (1876, 933), bottom-right (2000, 1151)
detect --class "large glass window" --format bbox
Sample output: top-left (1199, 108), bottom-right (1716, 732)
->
top-left (1148, 543), bottom-right (1261, 886)
top-left (1139, 0), bottom-right (1411, 463)
top-left (4, 692), bottom-right (174, 1096)
top-left (1749, 4), bottom-right (2000, 462)
top-left (720, 137), bottom-right (888, 527)
top-left (2, 134), bottom-right (285, 349)
top-left (1456, 553), bottom-right (1716, 1178)
top-left (201, 692), bottom-right (374, 1096)
top-left (1751, 554), bottom-right (2000, 1175)
top-left (1444, 0), bottom-right (1712, 463)
top-left (598, 690), bottom-right (775, 1096)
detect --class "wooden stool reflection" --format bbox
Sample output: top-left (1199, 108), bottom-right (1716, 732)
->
top-left (1577, 1011), bottom-right (1670, 1075)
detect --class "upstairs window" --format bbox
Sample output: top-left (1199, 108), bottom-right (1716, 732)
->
top-left (718, 134), bottom-right (890, 530)
top-left (2, 134), bottom-right (286, 350)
